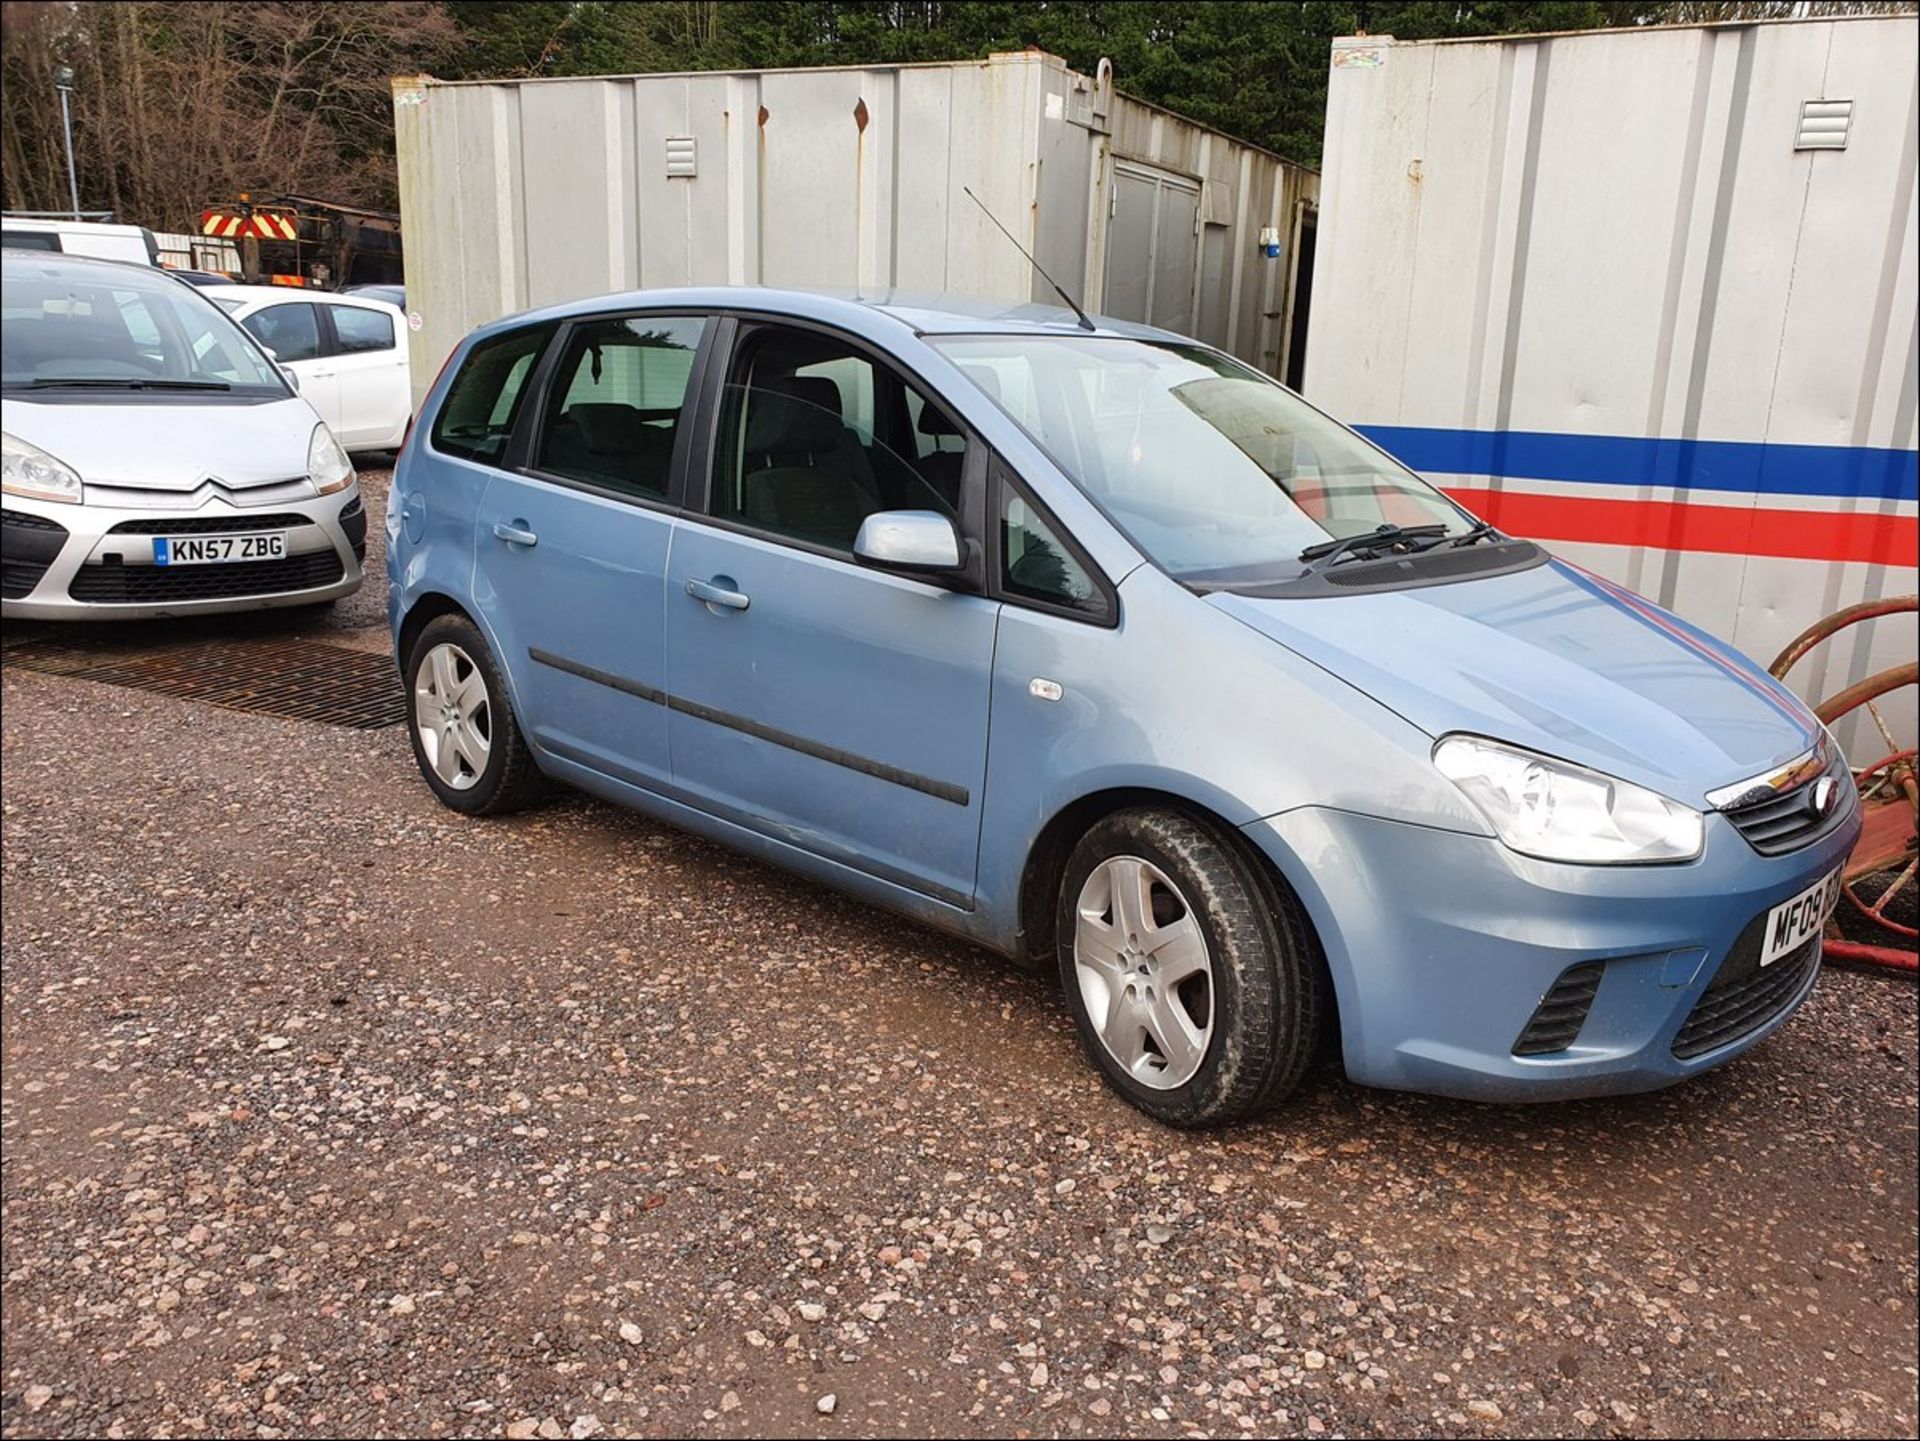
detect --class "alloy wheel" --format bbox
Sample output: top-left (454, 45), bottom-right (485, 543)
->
top-left (414, 641), bottom-right (492, 791)
top-left (1073, 855), bottom-right (1215, 1089)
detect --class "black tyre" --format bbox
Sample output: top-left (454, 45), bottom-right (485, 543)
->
top-left (404, 612), bottom-right (546, 815)
top-left (1056, 807), bottom-right (1322, 1127)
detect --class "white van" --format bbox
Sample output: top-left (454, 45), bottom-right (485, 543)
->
top-left (1, 217), bottom-right (159, 267)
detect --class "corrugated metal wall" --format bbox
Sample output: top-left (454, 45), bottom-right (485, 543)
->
top-left (394, 52), bottom-right (1317, 404)
top-left (394, 56), bottom-right (1045, 395)
top-left (1306, 14), bottom-right (1918, 755)
top-left (152, 231), bottom-right (241, 273)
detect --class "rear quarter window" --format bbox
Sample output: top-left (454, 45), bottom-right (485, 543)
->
top-left (331, 305), bottom-right (394, 354)
top-left (430, 325), bottom-right (555, 465)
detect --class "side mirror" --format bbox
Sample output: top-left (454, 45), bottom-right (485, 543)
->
top-left (853, 510), bottom-right (963, 575)
top-left (279, 364), bottom-right (300, 392)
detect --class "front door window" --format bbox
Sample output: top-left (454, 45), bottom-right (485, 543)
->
top-left (709, 327), bottom-right (963, 550)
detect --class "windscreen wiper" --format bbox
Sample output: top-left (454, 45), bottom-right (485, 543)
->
top-left (1446, 520), bottom-right (1500, 547)
top-left (1299, 524), bottom-right (1449, 567)
top-left (17, 377), bottom-right (232, 391)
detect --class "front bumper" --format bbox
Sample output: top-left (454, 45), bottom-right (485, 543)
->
top-left (2, 485), bottom-right (365, 620)
top-left (1243, 791), bottom-right (1862, 1101)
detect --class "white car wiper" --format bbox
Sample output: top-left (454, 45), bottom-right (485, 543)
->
top-left (16, 376), bottom-right (233, 391)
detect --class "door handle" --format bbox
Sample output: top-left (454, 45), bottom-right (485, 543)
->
top-left (310, 369), bottom-right (335, 379)
top-left (492, 520), bottom-right (538, 547)
top-left (686, 576), bottom-right (750, 612)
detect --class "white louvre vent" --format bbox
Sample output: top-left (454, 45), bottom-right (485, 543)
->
top-left (665, 136), bottom-right (697, 177)
top-left (1795, 99), bottom-right (1852, 151)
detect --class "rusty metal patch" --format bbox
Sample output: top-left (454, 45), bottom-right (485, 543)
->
top-left (2, 634), bottom-right (406, 729)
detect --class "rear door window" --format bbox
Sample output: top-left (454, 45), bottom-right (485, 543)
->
top-left (430, 325), bottom-right (555, 466)
top-left (241, 303), bottom-right (320, 363)
top-left (328, 304), bottom-right (394, 355)
top-left (531, 315), bottom-right (707, 502)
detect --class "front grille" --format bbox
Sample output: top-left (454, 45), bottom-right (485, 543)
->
top-left (1512, 960), bottom-right (1605, 1055)
top-left (1721, 755), bottom-right (1852, 856)
top-left (2, 509), bottom-right (70, 599)
top-left (106, 513), bottom-right (315, 536)
top-left (68, 550), bottom-right (344, 604)
top-left (1, 508), bottom-right (67, 531)
top-left (1671, 912), bottom-right (1821, 1060)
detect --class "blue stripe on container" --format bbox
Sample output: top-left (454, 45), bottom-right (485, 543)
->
top-left (1354, 426), bottom-right (1920, 503)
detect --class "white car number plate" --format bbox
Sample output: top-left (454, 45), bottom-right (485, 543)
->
top-left (154, 532), bottom-right (287, 566)
top-left (1760, 867), bottom-right (1842, 967)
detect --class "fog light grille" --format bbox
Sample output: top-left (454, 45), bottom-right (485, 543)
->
top-left (1512, 960), bottom-right (1605, 1056)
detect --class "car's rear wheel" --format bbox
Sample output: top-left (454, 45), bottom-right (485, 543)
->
top-left (1057, 807), bottom-right (1321, 1127)
top-left (404, 613), bottom-right (545, 815)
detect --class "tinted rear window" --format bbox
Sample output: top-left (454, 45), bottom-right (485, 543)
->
top-left (430, 325), bottom-right (554, 465)
top-left (331, 305), bottom-right (394, 354)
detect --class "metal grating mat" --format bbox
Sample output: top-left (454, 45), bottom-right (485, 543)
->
top-left (2, 634), bottom-right (407, 729)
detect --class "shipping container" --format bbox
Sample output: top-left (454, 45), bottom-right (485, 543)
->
top-left (152, 231), bottom-right (241, 274)
top-left (1306, 13), bottom-right (1918, 755)
top-left (393, 50), bottom-right (1318, 402)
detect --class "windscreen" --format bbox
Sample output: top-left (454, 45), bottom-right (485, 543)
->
top-left (928, 335), bottom-right (1471, 586)
top-left (1, 265), bottom-right (286, 395)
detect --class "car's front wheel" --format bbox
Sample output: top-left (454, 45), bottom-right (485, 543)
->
top-left (1057, 808), bottom-right (1322, 1127)
top-left (404, 613), bottom-right (545, 815)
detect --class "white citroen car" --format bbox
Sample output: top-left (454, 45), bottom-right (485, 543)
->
top-left (1, 250), bottom-right (365, 620)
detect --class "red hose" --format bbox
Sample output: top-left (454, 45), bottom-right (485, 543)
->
top-left (1824, 938), bottom-right (1920, 972)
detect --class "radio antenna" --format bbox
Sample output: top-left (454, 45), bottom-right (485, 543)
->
top-left (963, 185), bottom-right (1096, 332)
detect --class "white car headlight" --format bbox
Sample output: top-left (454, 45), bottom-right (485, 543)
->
top-left (1434, 735), bottom-right (1704, 864)
top-left (308, 423), bottom-right (355, 496)
top-left (2, 432), bottom-right (82, 504)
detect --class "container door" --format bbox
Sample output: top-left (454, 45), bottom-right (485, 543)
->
top-left (1104, 167), bottom-right (1160, 324)
top-left (1150, 178), bottom-right (1200, 336)
top-left (1103, 162), bottom-right (1201, 337)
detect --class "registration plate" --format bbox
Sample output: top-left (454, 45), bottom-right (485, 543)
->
top-left (1760, 867), bottom-right (1843, 967)
top-left (153, 532), bottom-right (287, 566)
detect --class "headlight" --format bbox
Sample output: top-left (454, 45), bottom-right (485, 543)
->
top-left (308, 423), bottom-right (354, 496)
top-left (1434, 735), bottom-right (1704, 864)
top-left (2, 432), bottom-right (82, 503)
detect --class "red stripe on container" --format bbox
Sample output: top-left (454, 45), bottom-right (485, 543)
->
top-left (1442, 488), bottom-right (1918, 566)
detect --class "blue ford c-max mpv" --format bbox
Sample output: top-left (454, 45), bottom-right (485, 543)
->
top-left (388, 289), bottom-right (1860, 1127)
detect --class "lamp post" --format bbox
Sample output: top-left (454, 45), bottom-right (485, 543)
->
top-left (53, 64), bottom-right (79, 220)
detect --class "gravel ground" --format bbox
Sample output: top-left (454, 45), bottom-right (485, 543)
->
top-left (2, 471), bottom-right (1916, 1440)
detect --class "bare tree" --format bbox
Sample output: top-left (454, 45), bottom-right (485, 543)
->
top-left (1, 2), bottom-right (459, 228)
